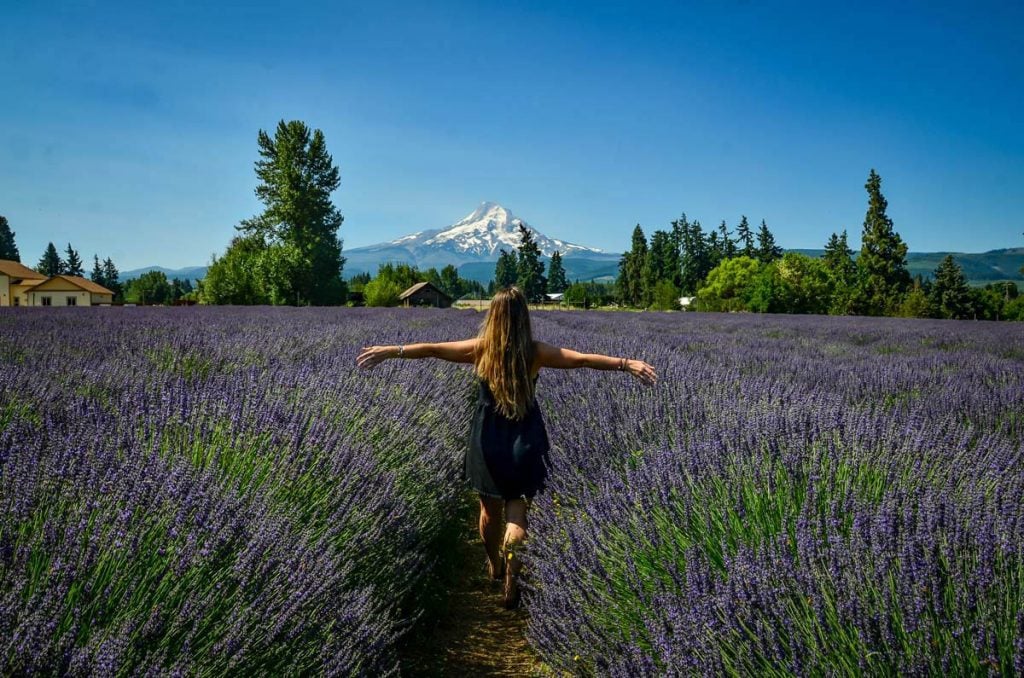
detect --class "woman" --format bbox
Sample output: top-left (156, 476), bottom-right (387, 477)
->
top-left (356, 287), bottom-right (656, 608)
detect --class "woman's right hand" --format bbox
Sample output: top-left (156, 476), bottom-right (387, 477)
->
top-left (626, 359), bottom-right (657, 385)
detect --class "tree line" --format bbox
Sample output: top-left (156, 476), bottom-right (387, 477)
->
top-left (614, 169), bottom-right (1024, 321)
top-left (353, 262), bottom-right (485, 306)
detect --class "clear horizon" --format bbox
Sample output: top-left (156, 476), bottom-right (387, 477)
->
top-left (2, 1), bottom-right (1022, 270)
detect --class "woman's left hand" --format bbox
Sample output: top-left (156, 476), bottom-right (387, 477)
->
top-left (357, 345), bottom-right (395, 369)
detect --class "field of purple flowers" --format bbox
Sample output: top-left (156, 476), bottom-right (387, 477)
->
top-left (529, 312), bottom-right (1024, 676)
top-left (2, 308), bottom-right (1022, 675)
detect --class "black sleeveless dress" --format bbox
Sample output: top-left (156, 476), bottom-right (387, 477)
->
top-left (465, 376), bottom-right (551, 500)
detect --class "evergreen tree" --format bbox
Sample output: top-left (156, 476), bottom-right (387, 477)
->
top-left (102, 258), bottom-right (121, 299)
top-left (929, 255), bottom-right (972, 319)
top-left (717, 220), bottom-right (737, 259)
top-left (90, 255), bottom-right (105, 286)
top-left (755, 220), bottom-right (783, 263)
top-left (515, 224), bottom-right (546, 302)
top-left (677, 216), bottom-right (712, 295)
top-left (547, 250), bottom-right (568, 293)
top-left (494, 249), bottom-right (518, 289)
top-left (237, 120), bottom-right (346, 305)
top-left (37, 242), bottom-right (63, 276)
top-left (642, 230), bottom-right (676, 306)
top-left (617, 224), bottom-right (648, 306)
top-left (64, 243), bottom-right (84, 277)
top-left (822, 230), bottom-right (857, 314)
top-left (439, 264), bottom-right (463, 298)
top-left (0, 216), bottom-right (20, 262)
top-left (854, 169), bottom-right (910, 315)
top-left (735, 215), bottom-right (755, 258)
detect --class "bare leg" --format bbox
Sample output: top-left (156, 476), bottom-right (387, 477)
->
top-left (503, 498), bottom-right (529, 607)
top-left (479, 495), bottom-right (504, 579)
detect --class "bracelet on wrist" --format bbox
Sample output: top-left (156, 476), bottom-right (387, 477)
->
top-left (397, 345), bottom-right (405, 359)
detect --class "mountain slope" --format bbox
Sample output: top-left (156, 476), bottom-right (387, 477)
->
top-left (344, 202), bottom-right (617, 275)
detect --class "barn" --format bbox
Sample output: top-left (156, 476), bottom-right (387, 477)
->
top-left (399, 282), bottom-right (453, 308)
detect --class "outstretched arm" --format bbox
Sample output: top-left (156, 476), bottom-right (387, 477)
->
top-left (357, 338), bottom-right (478, 369)
top-left (535, 341), bottom-right (657, 385)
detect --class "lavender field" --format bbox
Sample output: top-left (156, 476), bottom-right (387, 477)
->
top-left (1, 308), bottom-right (1022, 675)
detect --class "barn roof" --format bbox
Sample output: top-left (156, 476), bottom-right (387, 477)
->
top-left (31, 275), bottom-right (115, 295)
top-left (0, 259), bottom-right (47, 280)
top-left (399, 281), bottom-right (452, 302)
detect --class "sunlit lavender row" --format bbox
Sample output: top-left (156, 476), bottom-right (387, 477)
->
top-left (527, 313), bottom-right (1024, 675)
top-left (0, 307), bottom-right (477, 675)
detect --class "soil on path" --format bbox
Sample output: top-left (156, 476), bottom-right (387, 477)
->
top-left (402, 499), bottom-right (542, 676)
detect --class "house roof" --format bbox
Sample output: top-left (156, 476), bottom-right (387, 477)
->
top-left (0, 259), bottom-right (47, 280)
top-left (31, 275), bottom-right (114, 295)
top-left (399, 281), bottom-right (452, 301)
top-left (15, 279), bottom-right (45, 288)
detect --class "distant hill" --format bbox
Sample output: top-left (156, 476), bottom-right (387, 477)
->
top-left (791, 247), bottom-right (1024, 285)
top-left (121, 265), bottom-right (208, 284)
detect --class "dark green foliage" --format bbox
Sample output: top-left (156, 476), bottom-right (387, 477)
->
top-left (102, 258), bottom-right (122, 301)
top-left (63, 243), bottom-right (84, 277)
top-left (717, 220), bottom-right (737, 260)
top-left (563, 281), bottom-right (617, 308)
top-left (0, 216), bottom-right (20, 261)
top-left (929, 255), bottom-right (972, 319)
top-left (547, 251), bottom-right (568, 294)
top-left (755, 220), bottom-right (783, 263)
top-left (898, 280), bottom-right (932, 318)
top-left (642, 230), bottom-right (677, 307)
top-left (36, 242), bottom-right (63, 276)
top-left (735, 216), bottom-right (755, 258)
top-left (823, 230), bottom-right (857, 314)
top-left (90, 255), bottom-right (104, 286)
top-left (494, 249), bottom-right (518, 289)
top-left (676, 216), bottom-right (713, 295)
top-left (617, 224), bottom-right (648, 306)
top-left (438, 264), bottom-right (463, 298)
top-left (854, 169), bottom-right (910, 315)
top-left (125, 270), bottom-right (173, 305)
top-left (515, 224), bottom-right (547, 302)
top-left (237, 120), bottom-right (346, 305)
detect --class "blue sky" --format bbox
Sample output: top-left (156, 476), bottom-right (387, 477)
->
top-left (1, 0), bottom-right (1022, 270)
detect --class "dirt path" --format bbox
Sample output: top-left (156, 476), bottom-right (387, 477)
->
top-left (403, 498), bottom-right (542, 676)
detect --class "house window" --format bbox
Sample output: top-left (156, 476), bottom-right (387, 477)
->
top-left (41, 297), bottom-right (52, 306)
top-left (13, 297), bottom-right (19, 306)
top-left (66, 296), bottom-right (77, 306)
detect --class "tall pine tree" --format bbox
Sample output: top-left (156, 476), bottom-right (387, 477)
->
top-left (678, 217), bottom-right (711, 295)
top-left (547, 250), bottom-right (568, 293)
top-left (617, 224), bottom-right (648, 306)
top-left (102, 258), bottom-right (122, 299)
top-left (91, 255), bottom-right (105, 286)
top-left (0, 216), bottom-right (20, 262)
top-left (237, 120), bottom-right (346, 305)
top-left (755, 220), bottom-right (783, 263)
top-left (929, 255), bottom-right (972, 319)
top-left (854, 169), bottom-right (910, 315)
top-left (717, 220), bottom-right (737, 259)
top-left (64, 243), bottom-right (84, 277)
top-left (37, 242), bottom-right (63, 276)
top-left (642, 230), bottom-right (676, 306)
top-left (515, 224), bottom-right (546, 302)
top-left (495, 249), bottom-right (518, 289)
top-left (735, 215), bottom-right (755, 258)
top-left (822, 229), bottom-right (857, 314)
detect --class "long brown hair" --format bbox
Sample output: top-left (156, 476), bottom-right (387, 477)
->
top-left (475, 286), bottom-right (535, 420)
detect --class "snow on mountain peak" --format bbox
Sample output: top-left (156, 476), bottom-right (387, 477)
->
top-left (384, 202), bottom-right (604, 259)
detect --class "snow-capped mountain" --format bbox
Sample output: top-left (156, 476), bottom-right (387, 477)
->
top-left (344, 202), bottom-right (618, 277)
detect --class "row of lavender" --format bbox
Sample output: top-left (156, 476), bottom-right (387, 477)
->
top-left (525, 313), bottom-right (1024, 675)
top-left (0, 307), bottom-right (481, 675)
